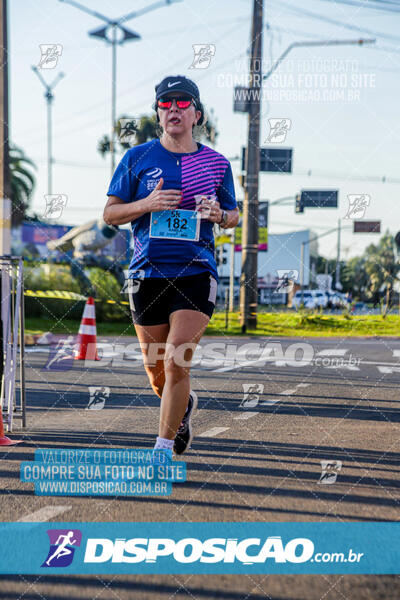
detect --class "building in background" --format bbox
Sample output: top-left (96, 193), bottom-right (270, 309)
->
top-left (217, 229), bottom-right (319, 304)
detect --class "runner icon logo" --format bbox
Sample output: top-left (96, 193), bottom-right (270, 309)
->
top-left (189, 44), bottom-right (216, 69)
top-left (38, 44), bottom-right (63, 69)
top-left (317, 460), bottom-right (342, 485)
top-left (43, 336), bottom-right (76, 372)
top-left (240, 383), bottom-right (264, 408)
top-left (86, 386), bottom-right (110, 410)
top-left (275, 269), bottom-right (298, 293)
top-left (344, 194), bottom-right (370, 220)
top-left (118, 118), bottom-right (138, 147)
top-left (265, 118), bottom-right (291, 143)
top-left (42, 529), bottom-right (82, 568)
top-left (43, 194), bottom-right (68, 220)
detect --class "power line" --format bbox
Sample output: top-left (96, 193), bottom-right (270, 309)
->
top-left (318, 0), bottom-right (400, 13)
top-left (269, 0), bottom-right (400, 44)
top-left (19, 21), bottom-right (246, 146)
top-left (42, 156), bottom-right (400, 185)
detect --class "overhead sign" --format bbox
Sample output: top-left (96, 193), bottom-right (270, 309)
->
top-left (241, 147), bottom-right (293, 173)
top-left (301, 190), bottom-right (338, 209)
top-left (353, 220), bottom-right (381, 233)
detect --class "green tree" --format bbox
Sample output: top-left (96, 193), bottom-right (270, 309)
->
top-left (341, 255), bottom-right (368, 300)
top-left (363, 231), bottom-right (400, 314)
top-left (9, 146), bottom-right (36, 226)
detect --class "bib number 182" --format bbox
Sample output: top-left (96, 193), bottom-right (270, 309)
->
top-left (166, 211), bottom-right (187, 231)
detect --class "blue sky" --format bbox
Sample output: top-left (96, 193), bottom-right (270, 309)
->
top-left (9, 0), bottom-right (400, 259)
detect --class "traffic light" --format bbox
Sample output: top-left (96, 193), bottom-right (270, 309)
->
top-left (295, 193), bottom-right (304, 214)
top-left (395, 231), bottom-right (400, 250)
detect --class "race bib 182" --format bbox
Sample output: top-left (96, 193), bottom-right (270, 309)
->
top-left (149, 209), bottom-right (200, 242)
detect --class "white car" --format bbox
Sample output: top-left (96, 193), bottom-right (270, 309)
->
top-left (292, 290), bottom-right (328, 309)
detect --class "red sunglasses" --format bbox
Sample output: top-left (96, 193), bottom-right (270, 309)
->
top-left (157, 96), bottom-right (195, 110)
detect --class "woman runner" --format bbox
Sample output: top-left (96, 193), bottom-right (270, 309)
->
top-left (103, 75), bottom-right (238, 455)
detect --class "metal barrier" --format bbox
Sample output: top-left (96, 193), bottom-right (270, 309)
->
top-left (1, 256), bottom-right (26, 431)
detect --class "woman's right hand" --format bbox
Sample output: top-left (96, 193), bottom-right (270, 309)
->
top-left (142, 177), bottom-right (182, 212)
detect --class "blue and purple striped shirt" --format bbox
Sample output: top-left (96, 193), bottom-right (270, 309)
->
top-left (107, 138), bottom-right (237, 280)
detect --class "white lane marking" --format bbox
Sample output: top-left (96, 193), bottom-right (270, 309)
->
top-left (213, 358), bottom-right (398, 373)
top-left (378, 366), bottom-right (400, 374)
top-left (316, 349), bottom-right (348, 356)
top-left (213, 358), bottom-right (269, 373)
top-left (17, 505), bottom-right (72, 522)
top-left (234, 411), bottom-right (259, 420)
top-left (260, 399), bottom-right (280, 406)
top-left (198, 427), bottom-right (229, 437)
top-left (264, 382), bottom-right (311, 404)
top-left (280, 382), bottom-right (310, 395)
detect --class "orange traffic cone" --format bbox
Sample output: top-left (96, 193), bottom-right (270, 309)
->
top-left (0, 409), bottom-right (22, 446)
top-left (74, 297), bottom-right (100, 361)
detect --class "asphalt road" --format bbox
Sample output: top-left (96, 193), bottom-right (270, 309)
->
top-left (1, 336), bottom-right (399, 599)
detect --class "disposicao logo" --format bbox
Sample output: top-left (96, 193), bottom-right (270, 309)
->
top-left (42, 529), bottom-right (82, 568)
top-left (83, 536), bottom-right (315, 564)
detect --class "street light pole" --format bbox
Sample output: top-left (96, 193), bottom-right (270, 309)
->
top-left (239, 33), bottom-right (374, 330)
top-left (262, 38), bottom-right (376, 82)
top-left (59, 0), bottom-right (182, 177)
top-left (47, 89), bottom-right (52, 195)
top-left (299, 224), bottom-right (352, 304)
top-left (111, 24), bottom-right (117, 174)
top-left (300, 242), bottom-right (305, 305)
top-left (32, 67), bottom-right (65, 196)
top-left (335, 218), bottom-right (341, 290)
top-left (229, 231), bottom-right (235, 312)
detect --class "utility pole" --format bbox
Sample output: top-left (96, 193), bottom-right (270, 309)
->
top-left (335, 218), bottom-right (341, 290)
top-left (32, 67), bottom-right (65, 195)
top-left (300, 242), bottom-right (305, 304)
top-left (229, 232), bottom-right (235, 312)
top-left (240, 0), bottom-right (263, 332)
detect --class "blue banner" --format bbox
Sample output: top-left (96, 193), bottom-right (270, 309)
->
top-left (0, 522), bottom-right (398, 574)
top-left (20, 449), bottom-right (185, 497)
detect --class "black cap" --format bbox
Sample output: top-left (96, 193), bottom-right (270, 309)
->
top-left (155, 75), bottom-right (200, 104)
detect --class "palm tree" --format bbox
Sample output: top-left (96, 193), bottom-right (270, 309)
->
top-left (364, 232), bottom-right (400, 314)
top-left (9, 146), bottom-right (36, 226)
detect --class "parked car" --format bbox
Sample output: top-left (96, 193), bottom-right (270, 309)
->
top-left (314, 291), bottom-right (328, 308)
top-left (292, 290), bottom-right (327, 309)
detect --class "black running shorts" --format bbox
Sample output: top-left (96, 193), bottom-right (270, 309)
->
top-left (128, 271), bottom-right (218, 326)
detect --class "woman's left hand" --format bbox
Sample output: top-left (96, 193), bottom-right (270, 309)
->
top-left (197, 197), bottom-right (222, 223)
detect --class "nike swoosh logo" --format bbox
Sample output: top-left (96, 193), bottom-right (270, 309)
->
top-left (167, 81), bottom-right (181, 87)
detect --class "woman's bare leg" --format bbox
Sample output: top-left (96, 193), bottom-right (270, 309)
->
top-left (159, 309), bottom-right (209, 439)
top-left (134, 323), bottom-right (169, 398)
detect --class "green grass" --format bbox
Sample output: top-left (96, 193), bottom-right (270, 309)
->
top-left (207, 312), bottom-right (400, 336)
top-left (25, 312), bottom-right (400, 338)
